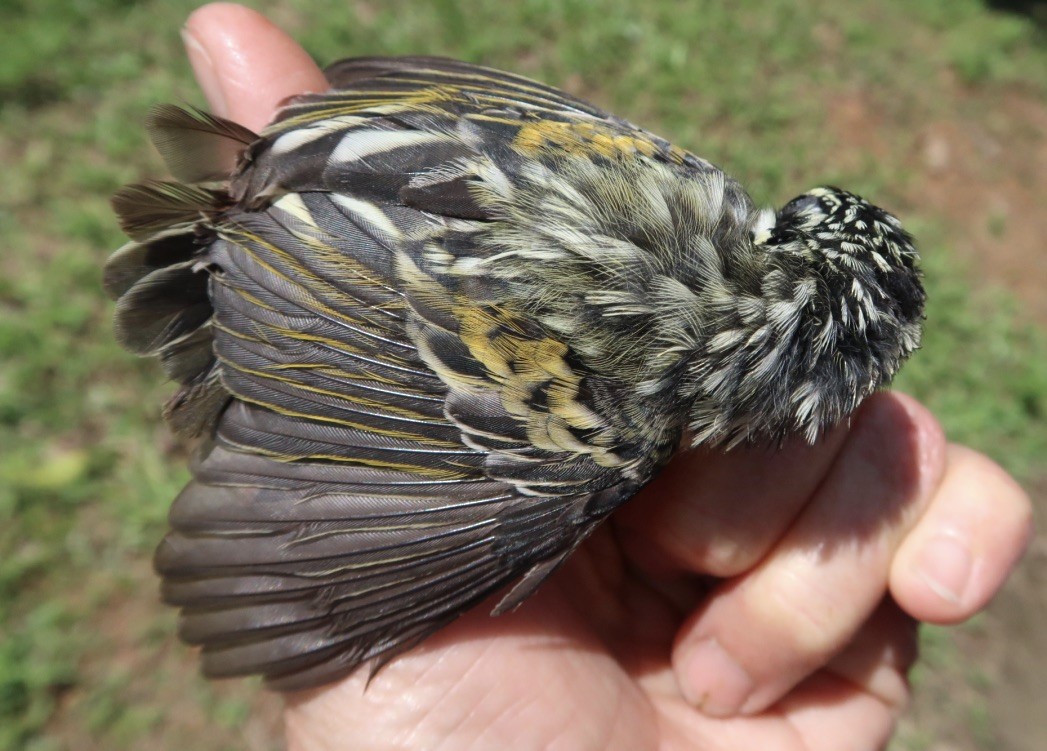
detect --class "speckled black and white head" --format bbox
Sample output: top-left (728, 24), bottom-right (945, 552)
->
top-left (686, 186), bottom-right (925, 446)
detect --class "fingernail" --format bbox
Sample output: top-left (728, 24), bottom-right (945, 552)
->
top-left (679, 638), bottom-right (754, 716)
top-left (916, 532), bottom-right (972, 605)
top-left (181, 25), bottom-right (228, 117)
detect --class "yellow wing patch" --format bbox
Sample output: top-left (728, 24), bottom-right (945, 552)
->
top-left (511, 119), bottom-right (659, 161)
top-left (399, 253), bottom-right (620, 464)
top-left (460, 304), bottom-right (619, 462)
top-left (508, 118), bottom-right (696, 168)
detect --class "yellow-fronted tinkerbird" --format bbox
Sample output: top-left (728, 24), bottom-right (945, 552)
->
top-left (105, 57), bottom-right (925, 690)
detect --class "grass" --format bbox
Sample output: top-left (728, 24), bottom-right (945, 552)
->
top-left (2, 0), bottom-right (1045, 748)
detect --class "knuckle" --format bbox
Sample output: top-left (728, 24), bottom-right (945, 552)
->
top-left (756, 556), bottom-right (871, 659)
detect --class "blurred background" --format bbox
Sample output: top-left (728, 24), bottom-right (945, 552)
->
top-left (1, 1), bottom-right (1045, 749)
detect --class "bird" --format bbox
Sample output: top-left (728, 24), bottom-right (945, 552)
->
top-left (105, 56), bottom-right (925, 691)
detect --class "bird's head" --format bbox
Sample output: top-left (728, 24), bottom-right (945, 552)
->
top-left (685, 186), bottom-right (925, 446)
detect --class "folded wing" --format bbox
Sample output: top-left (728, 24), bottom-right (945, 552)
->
top-left (107, 60), bottom-right (660, 687)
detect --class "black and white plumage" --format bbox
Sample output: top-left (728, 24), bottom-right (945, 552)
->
top-left (105, 56), bottom-right (925, 690)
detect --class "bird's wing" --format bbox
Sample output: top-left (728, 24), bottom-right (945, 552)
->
top-left (230, 55), bottom-right (714, 206)
top-left (106, 92), bottom-right (651, 690)
top-left (319, 55), bottom-right (616, 120)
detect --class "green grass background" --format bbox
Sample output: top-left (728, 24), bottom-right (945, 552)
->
top-left (2, 1), bottom-right (1045, 748)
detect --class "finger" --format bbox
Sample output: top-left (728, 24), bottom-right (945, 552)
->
top-left (182, 2), bottom-right (328, 130)
top-left (772, 602), bottom-right (917, 751)
top-left (775, 672), bottom-right (902, 751)
top-left (671, 393), bottom-right (946, 717)
top-left (658, 688), bottom-right (896, 751)
top-left (653, 602), bottom-right (915, 751)
top-left (614, 423), bottom-right (850, 579)
top-left (821, 598), bottom-right (917, 711)
top-left (890, 444), bottom-right (1033, 624)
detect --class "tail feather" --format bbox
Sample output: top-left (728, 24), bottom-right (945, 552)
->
top-left (107, 151), bottom-right (235, 437)
top-left (162, 368), bottom-right (229, 438)
top-left (157, 324), bottom-right (214, 383)
top-left (103, 229), bottom-right (202, 299)
top-left (146, 104), bottom-right (258, 183)
top-left (111, 181), bottom-right (223, 240)
top-left (113, 262), bottom-right (210, 355)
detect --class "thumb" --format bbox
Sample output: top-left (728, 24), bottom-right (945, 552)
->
top-left (182, 2), bottom-right (328, 131)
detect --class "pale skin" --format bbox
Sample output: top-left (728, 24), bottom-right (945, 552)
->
top-left (180, 5), bottom-right (1034, 750)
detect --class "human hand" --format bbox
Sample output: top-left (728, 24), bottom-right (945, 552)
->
top-left (179, 5), bottom-right (1034, 749)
